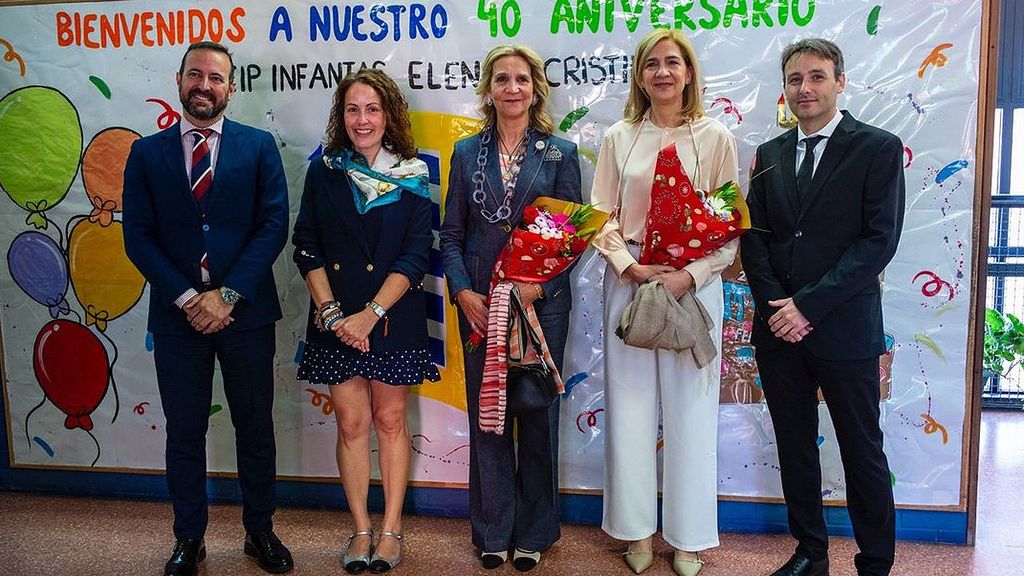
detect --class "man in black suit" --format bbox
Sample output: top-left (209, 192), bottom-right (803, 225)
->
top-left (123, 42), bottom-right (292, 576)
top-left (740, 38), bottom-right (905, 576)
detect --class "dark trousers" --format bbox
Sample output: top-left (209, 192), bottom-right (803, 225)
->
top-left (462, 311), bottom-right (567, 553)
top-left (153, 325), bottom-right (278, 540)
top-left (756, 344), bottom-right (895, 576)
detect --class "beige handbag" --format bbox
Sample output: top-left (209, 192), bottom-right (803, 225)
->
top-left (615, 280), bottom-right (718, 368)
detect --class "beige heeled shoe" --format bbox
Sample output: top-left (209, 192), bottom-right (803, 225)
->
top-left (622, 538), bottom-right (654, 574)
top-left (672, 550), bottom-right (705, 576)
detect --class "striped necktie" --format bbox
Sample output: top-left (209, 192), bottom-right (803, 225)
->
top-left (190, 128), bottom-right (213, 283)
top-left (190, 128), bottom-right (213, 203)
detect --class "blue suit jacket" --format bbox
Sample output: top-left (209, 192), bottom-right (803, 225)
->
top-left (439, 130), bottom-right (582, 315)
top-left (292, 158), bottom-right (433, 352)
top-left (123, 119), bottom-right (289, 335)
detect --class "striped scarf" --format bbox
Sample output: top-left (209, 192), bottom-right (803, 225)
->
top-left (478, 282), bottom-right (565, 435)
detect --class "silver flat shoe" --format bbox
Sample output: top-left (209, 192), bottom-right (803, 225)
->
top-left (342, 529), bottom-right (374, 574)
top-left (369, 531), bottom-right (403, 573)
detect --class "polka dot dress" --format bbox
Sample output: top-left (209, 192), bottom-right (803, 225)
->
top-left (297, 343), bottom-right (441, 386)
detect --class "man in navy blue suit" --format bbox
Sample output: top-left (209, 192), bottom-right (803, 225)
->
top-left (123, 42), bottom-right (292, 576)
top-left (741, 39), bottom-right (904, 576)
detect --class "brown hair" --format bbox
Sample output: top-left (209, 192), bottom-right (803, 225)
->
top-left (781, 37), bottom-right (845, 81)
top-left (324, 68), bottom-right (417, 159)
top-left (476, 44), bottom-right (554, 134)
top-left (624, 29), bottom-right (704, 124)
top-left (179, 41), bottom-right (235, 84)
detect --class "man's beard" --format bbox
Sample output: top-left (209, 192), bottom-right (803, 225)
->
top-left (180, 88), bottom-right (227, 121)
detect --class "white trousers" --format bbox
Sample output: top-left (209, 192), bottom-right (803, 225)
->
top-left (600, 259), bottom-right (723, 551)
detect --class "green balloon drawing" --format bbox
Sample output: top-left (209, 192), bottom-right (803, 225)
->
top-left (0, 86), bottom-right (83, 229)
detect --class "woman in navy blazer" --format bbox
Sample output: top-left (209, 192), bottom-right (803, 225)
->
top-left (292, 69), bottom-right (438, 574)
top-left (439, 44), bottom-right (582, 571)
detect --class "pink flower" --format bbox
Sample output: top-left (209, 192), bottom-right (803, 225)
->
top-left (551, 213), bottom-right (569, 226)
top-left (563, 223), bottom-right (577, 235)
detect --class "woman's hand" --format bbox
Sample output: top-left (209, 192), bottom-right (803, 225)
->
top-left (652, 268), bottom-right (695, 299)
top-left (333, 309), bottom-right (376, 353)
top-left (623, 263), bottom-right (676, 285)
top-left (456, 290), bottom-right (489, 336)
top-left (510, 280), bottom-right (543, 307)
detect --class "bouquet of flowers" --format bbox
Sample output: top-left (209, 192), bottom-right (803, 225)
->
top-left (465, 197), bottom-right (609, 351)
top-left (638, 143), bottom-right (751, 269)
top-left (491, 197), bottom-right (608, 287)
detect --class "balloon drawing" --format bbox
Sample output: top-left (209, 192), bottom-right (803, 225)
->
top-left (68, 219), bottom-right (145, 331)
top-left (32, 319), bottom-right (110, 432)
top-left (81, 127), bottom-right (141, 227)
top-left (0, 86), bottom-right (83, 228)
top-left (7, 231), bottom-right (71, 318)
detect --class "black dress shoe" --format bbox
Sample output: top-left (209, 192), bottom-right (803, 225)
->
top-left (770, 554), bottom-right (829, 576)
top-left (164, 538), bottom-right (205, 576)
top-left (244, 530), bottom-right (295, 574)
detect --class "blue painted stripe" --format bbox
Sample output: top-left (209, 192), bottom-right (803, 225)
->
top-left (32, 437), bottom-right (54, 457)
top-left (428, 248), bottom-right (444, 277)
top-left (431, 202), bottom-right (441, 230)
top-left (424, 290), bottom-right (445, 322)
top-left (428, 337), bottom-right (445, 366)
top-left (418, 152), bottom-right (441, 185)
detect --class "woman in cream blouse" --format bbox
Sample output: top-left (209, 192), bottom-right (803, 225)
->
top-left (590, 28), bottom-right (739, 576)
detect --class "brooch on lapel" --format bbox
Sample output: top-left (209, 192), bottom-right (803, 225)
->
top-left (542, 144), bottom-right (563, 162)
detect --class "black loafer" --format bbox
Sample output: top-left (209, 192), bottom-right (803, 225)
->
top-left (770, 554), bottom-right (829, 576)
top-left (164, 538), bottom-right (205, 576)
top-left (244, 529), bottom-right (295, 574)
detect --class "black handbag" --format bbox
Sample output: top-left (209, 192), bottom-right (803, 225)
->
top-left (507, 363), bottom-right (556, 415)
top-left (505, 297), bottom-right (556, 416)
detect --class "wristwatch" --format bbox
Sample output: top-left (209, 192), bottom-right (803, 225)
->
top-left (219, 286), bottom-right (241, 305)
top-left (365, 300), bottom-right (387, 318)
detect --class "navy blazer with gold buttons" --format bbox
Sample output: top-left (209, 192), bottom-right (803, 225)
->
top-left (292, 157), bottom-right (433, 352)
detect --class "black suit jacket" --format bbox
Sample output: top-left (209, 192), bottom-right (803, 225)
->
top-left (740, 111), bottom-right (906, 360)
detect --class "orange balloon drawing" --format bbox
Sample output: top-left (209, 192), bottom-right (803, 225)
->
top-left (81, 127), bottom-right (140, 226)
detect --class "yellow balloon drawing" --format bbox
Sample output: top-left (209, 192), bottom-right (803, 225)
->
top-left (408, 111), bottom-right (480, 413)
top-left (68, 219), bottom-right (145, 331)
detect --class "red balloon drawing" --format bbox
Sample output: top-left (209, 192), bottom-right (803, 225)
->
top-left (33, 320), bottom-right (110, 431)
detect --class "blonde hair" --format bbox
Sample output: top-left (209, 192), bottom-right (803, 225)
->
top-left (477, 44), bottom-right (555, 134)
top-left (625, 29), bottom-right (705, 124)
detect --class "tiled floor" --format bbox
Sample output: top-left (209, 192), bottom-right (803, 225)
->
top-left (1, 410), bottom-right (1021, 576)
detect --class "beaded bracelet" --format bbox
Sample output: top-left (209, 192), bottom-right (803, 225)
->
top-left (323, 311), bottom-right (344, 332)
top-left (317, 301), bottom-right (343, 332)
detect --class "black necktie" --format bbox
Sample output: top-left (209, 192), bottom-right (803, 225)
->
top-left (796, 135), bottom-right (825, 201)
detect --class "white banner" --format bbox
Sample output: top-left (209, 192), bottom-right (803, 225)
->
top-left (0, 0), bottom-right (979, 507)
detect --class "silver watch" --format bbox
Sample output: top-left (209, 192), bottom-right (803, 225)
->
top-left (219, 286), bottom-right (241, 305)
top-left (365, 300), bottom-right (387, 318)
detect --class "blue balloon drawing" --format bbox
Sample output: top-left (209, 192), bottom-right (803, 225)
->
top-left (7, 231), bottom-right (71, 317)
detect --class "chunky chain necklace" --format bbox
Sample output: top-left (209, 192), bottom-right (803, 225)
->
top-left (471, 126), bottom-right (529, 226)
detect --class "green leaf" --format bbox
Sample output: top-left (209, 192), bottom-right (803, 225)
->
top-left (558, 106), bottom-right (590, 132)
top-left (578, 147), bottom-right (597, 166)
top-left (89, 75), bottom-right (111, 99)
top-left (867, 6), bottom-right (881, 36)
top-left (915, 333), bottom-right (946, 361)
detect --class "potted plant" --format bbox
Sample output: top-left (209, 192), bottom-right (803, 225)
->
top-left (982, 307), bottom-right (1024, 385)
